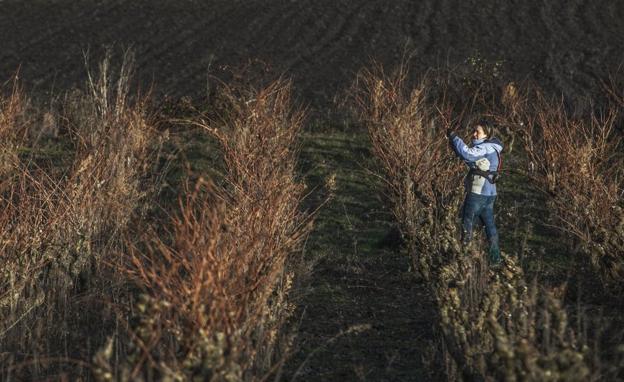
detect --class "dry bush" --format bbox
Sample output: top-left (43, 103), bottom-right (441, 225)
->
top-left (351, 62), bottom-right (597, 380)
top-left (349, 62), bottom-right (464, 279)
top-left (437, 255), bottom-right (590, 381)
top-left (0, 79), bottom-right (65, 377)
top-left (603, 67), bottom-right (624, 112)
top-left (0, 51), bottom-right (159, 379)
top-left (97, 80), bottom-right (311, 381)
top-left (58, 50), bottom-right (157, 280)
top-left (0, 83), bottom-right (58, 376)
top-left (0, 77), bottom-right (31, 184)
top-left (520, 91), bottom-right (624, 290)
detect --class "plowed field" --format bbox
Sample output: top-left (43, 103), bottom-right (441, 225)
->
top-left (2, 0), bottom-right (623, 105)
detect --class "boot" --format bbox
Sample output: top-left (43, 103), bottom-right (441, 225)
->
top-left (488, 245), bottom-right (502, 266)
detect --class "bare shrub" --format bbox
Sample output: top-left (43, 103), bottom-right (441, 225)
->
top-left (351, 62), bottom-right (596, 380)
top-left (437, 255), bottom-right (590, 381)
top-left (0, 52), bottom-right (159, 379)
top-left (98, 80), bottom-right (311, 381)
top-left (58, 50), bottom-right (157, 280)
top-left (520, 91), bottom-right (624, 290)
top-left (0, 77), bottom-right (30, 182)
top-left (349, 62), bottom-right (464, 279)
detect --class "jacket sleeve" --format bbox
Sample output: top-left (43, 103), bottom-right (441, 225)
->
top-left (451, 136), bottom-right (486, 162)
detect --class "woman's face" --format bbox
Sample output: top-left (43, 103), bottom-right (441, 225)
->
top-left (473, 125), bottom-right (487, 140)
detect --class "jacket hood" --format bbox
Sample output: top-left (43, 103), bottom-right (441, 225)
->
top-left (485, 137), bottom-right (503, 152)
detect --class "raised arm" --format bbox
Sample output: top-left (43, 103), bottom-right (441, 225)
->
top-left (448, 134), bottom-right (486, 162)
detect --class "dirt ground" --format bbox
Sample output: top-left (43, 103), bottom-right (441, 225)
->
top-left (2, 0), bottom-right (623, 108)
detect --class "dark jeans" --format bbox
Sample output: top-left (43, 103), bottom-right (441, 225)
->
top-left (461, 192), bottom-right (500, 261)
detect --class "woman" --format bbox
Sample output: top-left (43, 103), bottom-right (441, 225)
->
top-left (447, 119), bottom-right (504, 265)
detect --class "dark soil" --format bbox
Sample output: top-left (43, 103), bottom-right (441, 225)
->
top-left (2, 0), bottom-right (624, 108)
top-left (283, 131), bottom-right (437, 381)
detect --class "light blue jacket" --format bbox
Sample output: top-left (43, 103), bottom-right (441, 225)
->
top-left (450, 136), bottom-right (504, 196)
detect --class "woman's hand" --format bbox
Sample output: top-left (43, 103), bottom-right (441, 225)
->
top-left (446, 128), bottom-right (457, 139)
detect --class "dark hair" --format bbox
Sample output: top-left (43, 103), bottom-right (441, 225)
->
top-left (476, 119), bottom-right (494, 138)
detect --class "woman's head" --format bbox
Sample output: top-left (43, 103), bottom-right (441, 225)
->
top-left (472, 119), bottom-right (493, 140)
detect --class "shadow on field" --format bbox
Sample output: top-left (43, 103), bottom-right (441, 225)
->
top-left (283, 129), bottom-right (437, 381)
